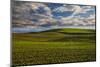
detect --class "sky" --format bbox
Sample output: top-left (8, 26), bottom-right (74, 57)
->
top-left (12, 1), bottom-right (96, 32)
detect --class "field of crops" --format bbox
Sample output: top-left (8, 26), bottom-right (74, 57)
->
top-left (12, 28), bottom-right (96, 66)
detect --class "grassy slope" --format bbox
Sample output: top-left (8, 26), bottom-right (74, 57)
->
top-left (12, 28), bottom-right (96, 66)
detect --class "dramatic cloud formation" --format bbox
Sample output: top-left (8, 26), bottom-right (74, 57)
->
top-left (12, 1), bottom-right (54, 28)
top-left (12, 1), bottom-right (96, 32)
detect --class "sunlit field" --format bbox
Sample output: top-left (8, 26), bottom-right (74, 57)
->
top-left (12, 28), bottom-right (96, 66)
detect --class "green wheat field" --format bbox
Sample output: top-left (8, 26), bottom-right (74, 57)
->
top-left (12, 28), bottom-right (96, 66)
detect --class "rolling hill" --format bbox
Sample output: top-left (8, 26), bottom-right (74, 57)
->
top-left (12, 28), bottom-right (96, 66)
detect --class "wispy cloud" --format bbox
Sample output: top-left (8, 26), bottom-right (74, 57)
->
top-left (12, 1), bottom-right (96, 32)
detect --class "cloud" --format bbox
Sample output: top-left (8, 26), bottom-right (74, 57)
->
top-left (53, 5), bottom-right (96, 26)
top-left (60, 16), bottom-right (95, 26)
top-left (60, 5), bottom-right (96, 26)
top-left (53, 5), bottom-right (74, 13)
top-left (12, 1), bottom-right (96, 32)
top-left (72, 6), bottom-right (83, 14)
top-left (12, 1), bottom-right (54, 28)
top-left (53, 5), bottom-right (95, 18)
top-left (12, 1), bottom-right (53, 17)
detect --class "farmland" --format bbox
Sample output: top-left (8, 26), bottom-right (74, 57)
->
top-left (12, 28), bottom-right (96, 66)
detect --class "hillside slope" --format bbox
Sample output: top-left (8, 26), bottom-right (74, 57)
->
top-left (12, 28), bottom-right (96, 66)
top-left (13, 28), bottom-right (95, 42)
